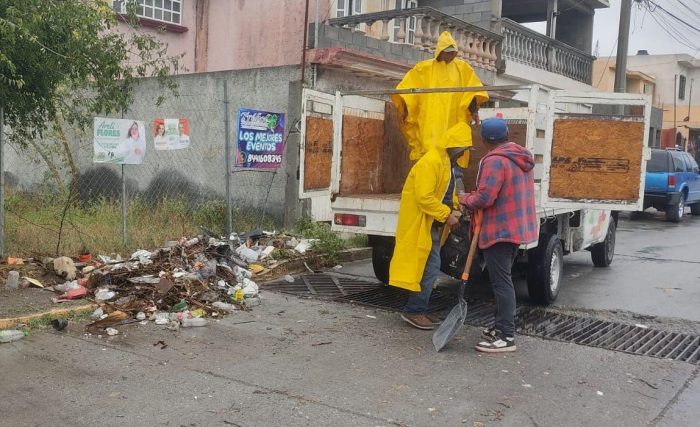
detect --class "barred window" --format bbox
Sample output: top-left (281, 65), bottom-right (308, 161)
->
top-left (112, 0), bottom-right (182, 26)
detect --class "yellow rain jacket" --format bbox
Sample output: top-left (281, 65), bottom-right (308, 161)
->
top-left (392, 31), bottom-right (488, 168)
top-left (389, 123), bottom-right (472, 292)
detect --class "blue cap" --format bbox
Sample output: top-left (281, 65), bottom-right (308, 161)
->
top-left (481, 117), bottom-right (508, 143)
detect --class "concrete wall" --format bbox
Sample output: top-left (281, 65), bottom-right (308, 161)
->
top-left (420, 0), bottom-right (496, 30)
top-left (4, 66), bottom-right (305, 226)
top-left (555, 10), bottom-right (593, 54)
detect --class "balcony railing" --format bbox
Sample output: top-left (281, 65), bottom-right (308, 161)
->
top-left (328, 7), bottom-right (502, 72)
top-left (501, 18), bottom-right (594, 84)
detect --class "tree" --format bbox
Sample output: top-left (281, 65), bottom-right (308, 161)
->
top-left (0, 0), bottom-right (181, 180)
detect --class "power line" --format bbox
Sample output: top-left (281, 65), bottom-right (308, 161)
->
top-left (647, 0), bottom-right (700, 34)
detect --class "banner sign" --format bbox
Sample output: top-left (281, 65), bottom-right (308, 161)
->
top-left (235, 109), bottom-right (285, 169)
top-left (153, 118), bottom-right (191, 150)
top-left (93, 117), bottom-right (146, 164)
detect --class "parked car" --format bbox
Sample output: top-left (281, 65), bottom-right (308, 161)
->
top-left (642, 148), bottom-right (700, 222)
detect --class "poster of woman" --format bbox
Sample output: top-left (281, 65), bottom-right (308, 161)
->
top-left (152, 118), bottom-right (190, 150)
top-left (93, 118), bottom-right (146, 165)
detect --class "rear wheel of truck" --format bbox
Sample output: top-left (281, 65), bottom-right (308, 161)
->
top-left (371, 244), bottom-right (394, 285)
top-left (527, 234), bottom-right (563, 305)
top-left (591, 219), bottom-right (616, 267)
top-left (666, 193), bottom-right (685, 222)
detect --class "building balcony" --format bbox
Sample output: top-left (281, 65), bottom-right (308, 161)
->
top-left (500, 18), bottom-right (594, 84)
top-left (325, 7), bottom-right (501, 73)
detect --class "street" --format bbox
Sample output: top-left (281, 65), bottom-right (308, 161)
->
top-left (2, 212), bottom-right (700, 427)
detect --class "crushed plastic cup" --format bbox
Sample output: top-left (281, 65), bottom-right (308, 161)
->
top-left (154, 312), bottom-right (170, 325)
top-left (5, 271), bottom-right (20, 290)
top-left (284, 274), bottom-right (295, 283)
top-left (91, 307), bottom-right (104, 320)
top-left (242, 278), bottom-right (259, 297)
top-left (106, 328), bottom-right (119, 336)
top-left (181, 318), bottom-right (208, 327)
top-left (95, 288), bottom-right (116, 301)
top-left (136, 312), bottom-right (146, 321)
top-left (212, 301), bottom-right (238, 312)
top-left (236, 245), bottom-right (259, 263)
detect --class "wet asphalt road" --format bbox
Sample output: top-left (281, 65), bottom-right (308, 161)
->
top-left (1, 210), bottom-right (699, 426)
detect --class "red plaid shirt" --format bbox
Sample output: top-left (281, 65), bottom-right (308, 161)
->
top-left (460, 143), bottom-right (538, 249)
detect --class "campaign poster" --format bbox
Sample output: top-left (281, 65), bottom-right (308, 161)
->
top-left (93, 117), bottom-right (146, 165)
top-left (153, 118), bottom-right (191, 150)
top-left (235, 109), bottom-right (285, 169)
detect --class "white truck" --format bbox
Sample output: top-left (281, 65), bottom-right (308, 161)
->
top-left (299, 85), bottom-right (652, 304)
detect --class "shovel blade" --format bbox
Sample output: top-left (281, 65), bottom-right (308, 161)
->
top-left (432, 297), bottom-right (468, 352)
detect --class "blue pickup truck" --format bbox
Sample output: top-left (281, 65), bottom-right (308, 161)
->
top-left (642, 148), bottom-right (700, 222)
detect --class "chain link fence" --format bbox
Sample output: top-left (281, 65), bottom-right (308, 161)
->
top-left (1, 67), bottom-right (300, 258)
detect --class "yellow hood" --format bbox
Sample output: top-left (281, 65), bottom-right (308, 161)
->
top-left (435, 31), bottom-right (458, 58)
top-left (436, 122), bottom-right (472, 167)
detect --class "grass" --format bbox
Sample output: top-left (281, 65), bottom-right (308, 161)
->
top-left (4, 191), bottom-right (279, 257)
top-left (294, 216), bottom-right (369, 262)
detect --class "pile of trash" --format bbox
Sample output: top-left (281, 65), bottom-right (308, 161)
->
top-left (0, 230), bottom-right (329, 339)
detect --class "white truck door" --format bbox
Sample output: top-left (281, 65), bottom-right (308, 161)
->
top-left (299, 89), bottom-right (335, 220)
top-left (540, 91), bottom-right (652, 211)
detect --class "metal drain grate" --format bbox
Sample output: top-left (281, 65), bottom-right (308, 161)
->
top-left (336, 286), bottom-right (454, 313)
top-left (264, 274), bottom-right (700, 364)
top-left (263, 273), bottom-right (380, 298)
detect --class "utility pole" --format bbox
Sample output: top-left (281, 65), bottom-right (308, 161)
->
top-left (614, 0), bottom-right (632, 95)
top-left (546, 0), bottom-right (558, 38)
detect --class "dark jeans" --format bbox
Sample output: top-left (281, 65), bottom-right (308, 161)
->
top-left (404, 225), bottom-right (441, 314)
top-left (483, 243), bottom-right (519, 337)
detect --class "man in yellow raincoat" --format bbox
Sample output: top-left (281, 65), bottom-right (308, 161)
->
top-left (392, 31), bottom-right (489, 169)
top-left (389, 123), bottom-right (471, 330)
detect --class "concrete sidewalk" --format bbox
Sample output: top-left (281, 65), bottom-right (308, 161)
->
top-left (1, 291), bottom-right (697, 426)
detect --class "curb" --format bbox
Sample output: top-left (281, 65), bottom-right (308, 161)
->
top-left (0, 304), bottom-right (96, 329)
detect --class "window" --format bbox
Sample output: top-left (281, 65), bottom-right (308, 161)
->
top-left (643, 82), bottom-right (652, 95)
top-left (336, 0), bottom-right (362, 18)
top-left (679, 75), bottom-right (686, 100)
top-left (647, 151), bottom-right (670, 173)
top-left (112, 0), bottom-right (182, 25)
top-left (683, 153), bottom-right (699, 173)
top-left (390, 0), bottom-right (418, 44)
top-left (671, 151), bottom-right (687, 172)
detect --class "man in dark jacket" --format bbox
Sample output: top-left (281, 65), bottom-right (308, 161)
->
top-left (459, 117), bottom-right (538, 353)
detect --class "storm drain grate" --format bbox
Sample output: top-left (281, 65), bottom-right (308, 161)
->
top-left (264, 274), bottom-right (700, 364)
top-left (263, 273), bottom-right (380, 298)
top-left (336, 286), bottom-right (454, 313)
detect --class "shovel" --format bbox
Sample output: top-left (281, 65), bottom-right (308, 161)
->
top-left (432, 210), bottom-right (482, 352)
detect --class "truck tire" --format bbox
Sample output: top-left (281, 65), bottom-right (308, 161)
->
top-left (527, 234), bottom-right (563, 305)
top-left (371, 244), bottom-right (394, 285)
top-left (690, 202), bottom-right (700, 216)
top-left (665, 193), bottom-right (685, 222)
top-left (591, 219), bottom-right (616, 267)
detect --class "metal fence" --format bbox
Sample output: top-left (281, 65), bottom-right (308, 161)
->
top-left (0, 70), bottom-right (296, 258)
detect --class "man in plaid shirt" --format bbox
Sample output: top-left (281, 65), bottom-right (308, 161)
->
top-left (459, 117), bottom-right (538, 353)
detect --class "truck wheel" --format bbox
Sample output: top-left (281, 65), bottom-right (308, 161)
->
top-left (527, 234), bottom-right (563, 305)
top-left (371, 244), bottom-right (394, 285)
top-left (665, 193), bottom-right (685, 222)
top-left (591, 219), bottom-right (616, 267)
top-left (691, 202), bottom-right (700, 216)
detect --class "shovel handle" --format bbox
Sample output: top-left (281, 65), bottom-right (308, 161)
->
top-left (460, 210), bottom-right (483, 282)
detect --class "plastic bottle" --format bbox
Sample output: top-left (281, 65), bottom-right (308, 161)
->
top-left (0, 330), bottom-right (25, 343)
top-left (181, 318), bottom-right (208, 327)
top-left (212, 301), bottom-right (238, 312)
top-left (5, 271), bottom-right (20, 290)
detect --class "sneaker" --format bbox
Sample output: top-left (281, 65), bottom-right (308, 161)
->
top-left (426, 314), bottom-right (442, 326)
top-left (475, 333), bottom-right (516, 353)
top-left (401, 313), bottom-right (435, 330)
top-left (481, 326), bottom-right (501, 341)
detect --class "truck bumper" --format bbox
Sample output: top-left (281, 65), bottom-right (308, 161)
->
top-left (644, 192), bottom-right (681, 209)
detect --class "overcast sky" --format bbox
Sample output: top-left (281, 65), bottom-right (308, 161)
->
top-left (525, 0), bottom-right (699, 57)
